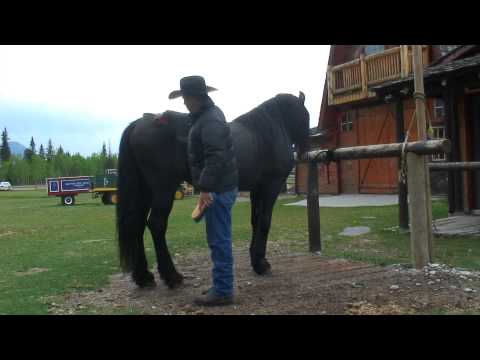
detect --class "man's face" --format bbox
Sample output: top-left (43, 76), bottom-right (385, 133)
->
top-left (183, 95), bottom-right (198, 114)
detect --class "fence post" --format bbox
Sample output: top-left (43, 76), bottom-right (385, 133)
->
top-left (407, 152), bottom-right (432, 267)
top-left (409, 45), bottom-right (433, 268)
top-left (307, 161), bottom-right (321, 253)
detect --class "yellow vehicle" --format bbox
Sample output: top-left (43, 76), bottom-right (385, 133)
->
top-left (93, 169), bottom-right (190, 205)
top-left (92, 169), bottom-right (118, 205)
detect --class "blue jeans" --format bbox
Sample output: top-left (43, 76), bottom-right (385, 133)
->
top-left (204, 188), bottom-right (238, 297)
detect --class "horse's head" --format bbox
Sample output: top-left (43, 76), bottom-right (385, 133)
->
top-left (275, 92), bottom-right (310, 155)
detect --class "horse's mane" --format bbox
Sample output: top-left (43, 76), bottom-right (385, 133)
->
top-left (233, 94), bottom-right (309, 153)
top-left (234, 97), bottom-right (282, 140)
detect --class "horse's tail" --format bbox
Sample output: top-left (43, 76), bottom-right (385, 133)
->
top-left (116, 121), bottom-right (146, 273)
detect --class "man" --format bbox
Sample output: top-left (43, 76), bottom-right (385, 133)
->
top-left (169, 76), bottom-right (238, 306)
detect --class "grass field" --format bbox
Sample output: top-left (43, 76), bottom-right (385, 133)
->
top-left (0, 190), bottom-right (479, 314)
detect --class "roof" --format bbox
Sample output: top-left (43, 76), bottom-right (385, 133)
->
top-left (372, 53), bottom-right (480, 93)
top-left (429, 45), bottom-right (474, 66)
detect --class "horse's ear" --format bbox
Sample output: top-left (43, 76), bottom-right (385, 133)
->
top-left (299, 91), bottom-right (305, 104)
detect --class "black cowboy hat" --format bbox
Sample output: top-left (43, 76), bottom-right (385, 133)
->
top-left (168, 75), bottom-right (218, 100)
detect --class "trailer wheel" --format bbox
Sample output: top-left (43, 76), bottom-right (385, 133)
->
top-left (110, 193), bottom-right (118, 204)
top-left (62, 195), bottom-right (75, 206)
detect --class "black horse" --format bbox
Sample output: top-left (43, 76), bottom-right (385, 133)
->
top-left (116, 93), bottom-right (309, 288)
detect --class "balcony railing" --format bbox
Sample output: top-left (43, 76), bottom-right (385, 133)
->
top-left (327, 46), bottom-right (429, 106)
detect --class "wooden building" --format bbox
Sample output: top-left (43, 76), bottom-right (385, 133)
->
top-left (296, 45), bottom-right (480, 214)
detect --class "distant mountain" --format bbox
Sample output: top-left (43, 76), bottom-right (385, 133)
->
top-left (8, 141), bottom-right (27, 156)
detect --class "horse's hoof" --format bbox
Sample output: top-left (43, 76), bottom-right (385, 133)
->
top-left (133, 271), bottom-right (156, 288)
top-left (162, 272), bottom-right (184, 289)
top-left (252, 258), bottom-right (272, 275)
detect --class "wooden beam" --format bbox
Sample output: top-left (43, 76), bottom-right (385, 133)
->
top-left (429, 162), bottom-right (480, 170)
top-left (360, 53), bottom-right (368, 97)
top-left (300, 139), bottom-right (451, 163)
top-left (307, 161), bottom-right (321, 253)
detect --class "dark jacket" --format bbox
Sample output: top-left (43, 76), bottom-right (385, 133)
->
top-left (188, 99), bottom-right (238, 193)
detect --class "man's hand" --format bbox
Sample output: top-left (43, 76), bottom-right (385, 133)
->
top-left (199, 192), bottom-right (213, 210)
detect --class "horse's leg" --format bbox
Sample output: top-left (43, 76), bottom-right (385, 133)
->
top-left (131, 204), bottom-right (156, 288)
top-left (129, 184), bottom-right (156, 288)
top-left (249, 179), bottom-right (284, 275)
top-left (147, 189), bottom-right (184, 289)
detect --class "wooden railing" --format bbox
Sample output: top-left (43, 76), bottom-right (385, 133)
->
top-left (327, 46), bottom-right (430, 105)
top-left (365, 47), bottom-right (402, 85)
top-left (331, 59), bottom-right (362, 94)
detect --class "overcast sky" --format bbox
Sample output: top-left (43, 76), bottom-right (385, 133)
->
top-left (0, 45), bottom-right (330, 156)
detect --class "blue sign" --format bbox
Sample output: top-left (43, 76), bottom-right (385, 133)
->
top-left (61, 178), bottom-right (92, 192)
top-left (49, 181), bottom-right (59, 192)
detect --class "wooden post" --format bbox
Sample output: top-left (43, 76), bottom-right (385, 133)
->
top-left (443, 86), bottom-right (456, 214)
top-left (444, 85), bottom-right (463, 213)
top-left (400, 45), bottom-right (410, 77)
top-left (307, 161), bottom-right (321, 253)
top-left (327, 65), bottom-right (334, 105)
top-left (395, 99), bottom-right (409, 230)
top-left (407, 152), bottom-right (432, 267)
top-left (409, 45), bottom-right (433, 268)
top-left (360, 53), bottom-right (368, 96)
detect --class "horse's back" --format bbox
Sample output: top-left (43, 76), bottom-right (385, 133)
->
top-left (129, 113), bottom-right (190, 190)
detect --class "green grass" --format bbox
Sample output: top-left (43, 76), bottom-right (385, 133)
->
top-left (0, 190), bottom-right (479, 314)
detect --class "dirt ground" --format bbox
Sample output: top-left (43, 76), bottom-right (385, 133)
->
top-left (50, 246), bottom-right (480, 315)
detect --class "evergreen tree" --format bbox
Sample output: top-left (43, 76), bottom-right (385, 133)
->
top-left (101, 142), bottom-right (107, 158)
top-left (29, 136), bottom-right (36, 154)
top-left (39, 144), bottom-right (46, 160)
top-left (57, 145), bottom-right (64, 156)
top-left (1, 127), bottom-right (12, 162)
top-left (105, 142), bottom-right (116, 169)
top-left (46, 139), bottom-right (55, 162)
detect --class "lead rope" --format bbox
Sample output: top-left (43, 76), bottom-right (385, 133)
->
top-left (398, 93), bottom-right (437, 233)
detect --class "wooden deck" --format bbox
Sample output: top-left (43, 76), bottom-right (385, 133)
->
top-left (433, 215), bottom-right (480, 236)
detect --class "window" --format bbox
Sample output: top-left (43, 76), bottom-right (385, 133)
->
top-left (431, 126), bottom-right (447, 161)
top-left (341, 111), bottom-right (355, 132)
top-left (364, 45), bottom-right (385, 56)
top-left (433, 98), bottom-right (445, 122)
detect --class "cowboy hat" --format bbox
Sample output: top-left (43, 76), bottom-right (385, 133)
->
top-left (168, 75), bottom-right (218, 100)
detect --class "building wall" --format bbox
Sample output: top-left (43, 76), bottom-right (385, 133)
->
top-left (356, 104), bottom-right (398, 193)
top-left (297, 98), bottom-right (442, 195)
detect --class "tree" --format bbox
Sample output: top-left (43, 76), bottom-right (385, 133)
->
top-left (38, 144), bottom-right (46, 160)
top-left (101, 142), bottom-right (107, 158)
top-left (23, 137), bottom-right (35, 162)
top-left (1, 127), bottom-right (11, 162)
top-left (105, 142), bottom-right (116, 170)
top-left (57, 145), bottom-right (64, 156)
top-left (29, 136), bottom-right (36, 155)
top-left (46, 139), bottom-right (55, 162)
